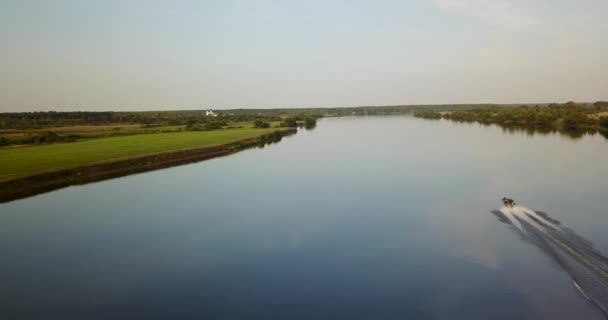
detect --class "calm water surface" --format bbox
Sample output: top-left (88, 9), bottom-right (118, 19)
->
top-left (1, 116), bottom-right (608, 319)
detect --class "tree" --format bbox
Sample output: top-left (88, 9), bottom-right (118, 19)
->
top-left (303, 116), bottom-right (317, 129)
top-left (280, 116), bottom-right (298, 127)
top-left (413, 111), bottom-right (441, 119)
top-left (253, 119), bottom-right (270, 128)
top-left (594, 101), bottom-right (608, 109)
top-left (562, 113), bottom-right (587, 131)
top-left (186, 118), bottom-right (198, 128)
top-left (202, 121), bottom-right (225, 130)
top-left (0, 136), bottom-right (9, 147)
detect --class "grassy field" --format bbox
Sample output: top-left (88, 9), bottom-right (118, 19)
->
top-left (0, 127), bottom-right (284, 182)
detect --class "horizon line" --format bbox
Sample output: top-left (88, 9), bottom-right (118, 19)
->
top-left (2, 100), bottom-right (606, 114)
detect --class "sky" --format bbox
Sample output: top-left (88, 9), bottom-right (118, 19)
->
top-left (1, 0), bottom-right (607, 112)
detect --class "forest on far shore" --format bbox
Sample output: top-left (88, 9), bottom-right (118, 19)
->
top-left (414, 101), bottom-right (608, 134)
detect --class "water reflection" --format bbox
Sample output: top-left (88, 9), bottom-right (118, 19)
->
top-left (0, 116), bottom-right (607, 319)
top-left (495, 123), bottom-right (596, 140)
top-left (440, 118), bottom-right (606, 140)
top-left (304, 122), bottom-right (317, 130)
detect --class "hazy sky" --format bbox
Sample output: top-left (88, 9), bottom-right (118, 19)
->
top-left (1, 0), bottom-right (607, 112)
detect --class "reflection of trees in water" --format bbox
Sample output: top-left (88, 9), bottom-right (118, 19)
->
top-left (491, 123), bottom-right (605, 140)
top-left (304, 122), bottom-right (317, 130)
top-left (257, 133), bottom-right (282, 148)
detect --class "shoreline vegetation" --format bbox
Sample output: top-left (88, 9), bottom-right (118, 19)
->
top-left (0, 128), bottom-right (296, 203)
top-left (413, 101), bottom-right (608, 138)
top-left (1, 108), bottom-right (324, 202)
top-left (1, 101), bottom-right (607, 201)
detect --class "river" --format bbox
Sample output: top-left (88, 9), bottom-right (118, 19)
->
top-left (1, 115), bottom-right (607, 319)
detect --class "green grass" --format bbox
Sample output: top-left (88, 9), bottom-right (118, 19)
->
top-left (0, 127), bottom-right (284, 182)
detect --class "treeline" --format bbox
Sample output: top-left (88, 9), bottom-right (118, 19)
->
top-left (0, 103), bottom-right (549, 129)
top-left (0, 104), bottom-right (444, 129)
top-left (0, 131), bottom-right (80, 147)
top-left (414, 101), bottom-right (608, 132)
top-left (0, 109), bottom-right (322, 147)
top-left (3, 102), bottom-right (606, 131)
top-left (0, 110), bottom-right (326, 130)
top-left (253, 115), bottom-right (317, 129)
top-left (0, 111), bottom-right (116, 129)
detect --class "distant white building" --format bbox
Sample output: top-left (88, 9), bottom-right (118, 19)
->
top-left (205, 109), bottom-right (218, 117)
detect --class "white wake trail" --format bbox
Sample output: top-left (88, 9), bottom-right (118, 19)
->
top-left (499, 207), bottom-right (525, 232)
top-left (520, 206), bottom-right (562, 231)
top-left (500, 205), bottom-right (561, 235)
top-left (494, 203), bottom-right (608, 317)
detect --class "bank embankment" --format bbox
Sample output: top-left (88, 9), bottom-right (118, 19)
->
top-left (0, 128), bottom-right (296, 202)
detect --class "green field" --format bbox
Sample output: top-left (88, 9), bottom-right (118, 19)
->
top-left (0, 127), bottom-right (284, 182)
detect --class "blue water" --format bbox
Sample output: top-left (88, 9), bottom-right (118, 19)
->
top-left (1, 116), bottom-right (607, 319)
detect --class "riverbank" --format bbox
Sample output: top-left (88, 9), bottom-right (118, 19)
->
top-left (0, 128), bottom-right (296, 202)
top-left (413, 102), bottom-right (608, 133)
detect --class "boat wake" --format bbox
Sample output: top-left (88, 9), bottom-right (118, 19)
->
top-left (491, 205), bottom-right (608, 317)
